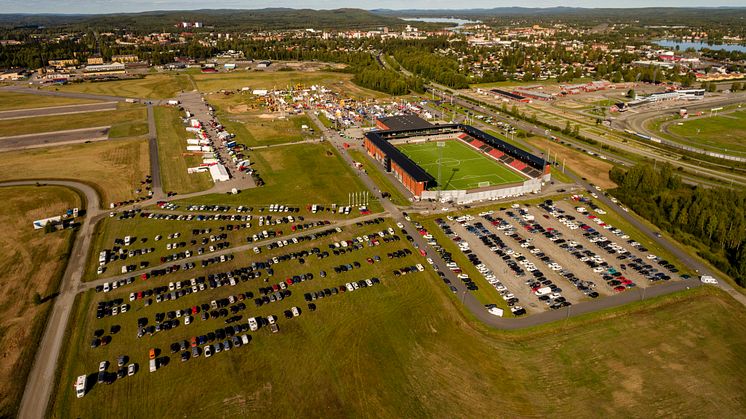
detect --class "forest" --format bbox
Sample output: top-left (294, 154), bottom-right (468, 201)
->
top-left (610, 163), bottom-right (746, 287)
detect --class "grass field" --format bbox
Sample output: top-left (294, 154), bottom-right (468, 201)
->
top-left (52, 74), bottom-right (193, 99)
top-left (524, 136), bottom-right (616, 189)
top-left (0, 103), bottom-right (147, 138)
top-left (154, 106), bottom-right (213, 194)
top-left (84, 213), bottom-right (332, 282)
top-left (0, 186), bottom-right (80, 418)
top-left (49, 212), bottom-right (746, 418)
top-left (348, 149), bottom-right (411, 206)
top-left (0, 138), bottom-right (150, 205)
top-left (221, 113), bottom-right (315, 147)
top-left (397, 140), bottom-right (526, 190)
top-left (193, 70), bottom-right (387, 99)
top-left (174, 142), bottom-right (382, 214)
top-left (665, 110), bottom-right (746, 155)
top-left (0, 91), bottom-right (96, 111)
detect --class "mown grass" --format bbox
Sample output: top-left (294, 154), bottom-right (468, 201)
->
top-left (153, 106), bottom-right (213, 194)
top-left (348, 149), bottom-right (411, 206)
top-left (49, 213), bottom-right (746, 417)
top-left (175, 142), bottom-right (382, 214)
top-left (221, 113), bottom-right (316, 147)
top-left (666, 109), bottom-right (746, 155)
top-left (0, 186), bottom-right (80, 418)
top-left (0, 91), bottom-right (96, 110)
top-left (53, 74), bottom-right (193, 99)
top-left (0, 138), bottom-right (150, 205)
top-left (0, 103), bottom-right (146, 138)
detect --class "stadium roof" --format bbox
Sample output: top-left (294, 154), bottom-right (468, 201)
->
top-left (364, 132), bottom-right (435, 183)
top-left (376, 115), bottom-right (433, 131)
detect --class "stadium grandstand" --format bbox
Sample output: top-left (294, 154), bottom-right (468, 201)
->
top-left (364, 116), bottom-right (550, 203)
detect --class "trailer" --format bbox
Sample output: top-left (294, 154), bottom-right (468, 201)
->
top-left (167, 100), bottom-right (180, 106)
top-left (149, 358), bottom-right (158, 372)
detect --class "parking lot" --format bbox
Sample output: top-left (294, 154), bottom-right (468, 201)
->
top-left (421, 195), bottom-right (686, 315)
top-left (56, 216), bottom-right (434, 410)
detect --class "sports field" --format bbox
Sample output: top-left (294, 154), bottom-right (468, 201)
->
top-left (397, 140), bottom-right (526, 190)
top-left (665, 109), bottom-right (746, 156)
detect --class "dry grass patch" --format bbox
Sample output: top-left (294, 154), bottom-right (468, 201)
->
top-left (0, 186), bottom-right (80, 418)
top-left (0, 138), bottom-right (150, 206)
top-left (525, 135), bottom-right (616, 188)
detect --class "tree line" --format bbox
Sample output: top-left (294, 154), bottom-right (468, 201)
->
top-left (610, 163), bottom-right (746, 286)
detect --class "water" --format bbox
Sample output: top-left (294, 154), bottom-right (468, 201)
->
top-left (401, 17), bottom-right (480, 30)
top-left (655, 39), bottom-right (746, 53)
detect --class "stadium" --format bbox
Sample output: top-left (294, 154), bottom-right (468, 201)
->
top-left (364, 116), bottom-right (550, 204)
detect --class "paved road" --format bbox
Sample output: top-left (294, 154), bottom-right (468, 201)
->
top-left (146, 103), bottom-right (165, 201)
top-left (0, 180), bottom-right (101, 419)
top-left (0, 126), bottom-right (110, 152)
top-left (9, 83), bottom-right (746, 419)
top-left (1, 85), bottom-right (132, 102)
top-left (0, 102), bottom-right (118, 120)
top-left (429, 88), bottom-right (746, 187)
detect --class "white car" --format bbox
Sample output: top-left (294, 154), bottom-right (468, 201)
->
top-left (184, 316), bottom-right (192, 325)
top-left (127, 363), bottom-right (137, 376)
top-left (291, 307), bottom-right (300, 317)
top-left (700, 275), bottom-right (718, 285)
top-left (396, 222), bottom-right (404, 229)
top-left (426, 258), bottom-right (434, 265)
top-left (204, 345), bottom-right (213, 358)
top-left (248, 317), bottom-right (259, 331)
top-left (98, 361), bottom-right (108, 372)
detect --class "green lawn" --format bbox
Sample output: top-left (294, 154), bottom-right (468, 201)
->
top-left (52, 74), bottom-right (193, 99)
top-left (153, 106), bottom-right (213, 194)
top-left (175, 142), bottom-right (382, 213)
top-left (49, 214), bottom-right (746, 417)
top-left (84, 212), bottom-right (333, 282)
top-left (348, 149), bottom-right (411, 206)
top-left (0, 103), bottom-right (146, 138)
top-left (221, 113), bottom-right (315, 147)
top-left (397, 139), bottom-right (526, 190)
top-left (0, 91), bottom-right (96, 111)
top-left (666, 109), bottom-right (746, 155)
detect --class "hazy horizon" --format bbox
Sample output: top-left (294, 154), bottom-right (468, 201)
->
top-left (2, 1), bottom-right (746, 15)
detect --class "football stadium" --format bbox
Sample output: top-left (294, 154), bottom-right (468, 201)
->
top-left (364, 116), bottom-right (550, 204)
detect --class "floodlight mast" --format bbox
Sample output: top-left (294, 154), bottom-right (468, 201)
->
top-left (436, 141), bottom-right (445, 202)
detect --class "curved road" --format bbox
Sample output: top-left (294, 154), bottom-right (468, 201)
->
top-left (7, 86), bottom-right (746, 419)
top-left (0, 180), bottom-right (100, 419)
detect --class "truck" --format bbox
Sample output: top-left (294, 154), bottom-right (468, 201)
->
top-left (535, 286), bottom-right (552, 296)
top-left (167, 100), bottom-right (180, 106)
top-left (75, 375), bottom-right (87, 398)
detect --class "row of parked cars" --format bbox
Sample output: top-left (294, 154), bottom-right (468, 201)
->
top-left (450, 217), bottom-right (529, 315)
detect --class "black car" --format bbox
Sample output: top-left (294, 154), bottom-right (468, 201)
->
top-left (181, 352), bottom-right (190, 362)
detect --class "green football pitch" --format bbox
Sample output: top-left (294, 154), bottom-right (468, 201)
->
top-left (397, 140), bottom-right (526, 190)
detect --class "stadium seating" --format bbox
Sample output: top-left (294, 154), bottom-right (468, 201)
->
top-left (488, 149), bottom-right (505, 159)
top-left (510, 160), bottom-right (527, 171)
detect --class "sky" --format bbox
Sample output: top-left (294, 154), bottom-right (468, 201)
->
top-left (1, 0), bottom-right (745, 14)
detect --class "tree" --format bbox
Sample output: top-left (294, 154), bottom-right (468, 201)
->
top-left (626, 89), bottom-right (636, 99)
top-left (562, 121), bottom-right (571, 135)
top-left (33, 293), bottom-right (42, 305)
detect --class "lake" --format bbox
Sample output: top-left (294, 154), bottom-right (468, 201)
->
top-left (655, 39), bottom-right (746, 53)
top-left (401, 17), bottom-right (481, 30)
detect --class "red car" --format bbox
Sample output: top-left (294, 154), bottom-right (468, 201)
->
top-left (613, 286), bottom-right (626, 293)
